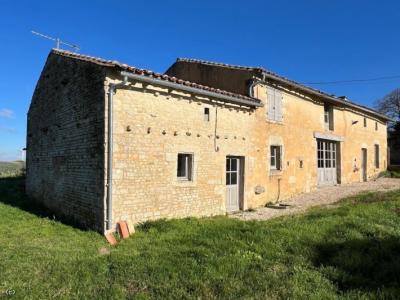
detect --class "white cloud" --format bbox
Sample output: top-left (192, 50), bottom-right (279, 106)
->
top-left (0, 108), bottom-right (15, 119)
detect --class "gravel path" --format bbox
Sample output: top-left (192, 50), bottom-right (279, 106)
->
top-left (231, 178), bottom-right (400, 221)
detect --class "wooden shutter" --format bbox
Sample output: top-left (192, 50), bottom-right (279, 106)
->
top-left (267, 88), bottom-right (275, 120)
top-left (275, 90), bottom-right (282, 121)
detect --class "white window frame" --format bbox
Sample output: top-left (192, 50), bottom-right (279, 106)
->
top-left (177, 153), bottom-right (193, 181)
top-left (270, 145), bottom-right (282, 171)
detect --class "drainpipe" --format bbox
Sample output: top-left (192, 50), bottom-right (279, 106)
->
top-left (248, 74), bottom-right (265, 98)
top-left (106, 77), bottom-right (128, 232)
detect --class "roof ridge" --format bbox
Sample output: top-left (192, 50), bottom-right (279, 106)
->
top-left (176, 57), bottom-right (266, 72)
top-left (50, 49), bottom-right (260, 105)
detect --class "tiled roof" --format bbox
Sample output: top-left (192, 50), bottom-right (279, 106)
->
top-left (51, 49), bottom-right (261, 106)
top-left (176, 58), bottom-right (391, 121)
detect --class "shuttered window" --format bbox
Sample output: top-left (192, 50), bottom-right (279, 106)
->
top-left (267, 88), bottom-right (283, 122)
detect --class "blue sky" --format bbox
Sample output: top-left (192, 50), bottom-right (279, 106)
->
top-left (0, 0), bottom-right (399, 161)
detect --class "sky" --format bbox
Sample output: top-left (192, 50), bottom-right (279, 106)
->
top-left (0, 0), bottom-right (399, 161)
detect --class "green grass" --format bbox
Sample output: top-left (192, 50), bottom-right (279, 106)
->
top-left (1, 177), bottom-right (400, 299)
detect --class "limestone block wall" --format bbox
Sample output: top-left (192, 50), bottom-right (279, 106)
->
top-left (26, 54), bottom-right (107, 231)
top-left (108, 78), bottom-right (268, 229)
top-left (253, 84), bottom-right (387, 203)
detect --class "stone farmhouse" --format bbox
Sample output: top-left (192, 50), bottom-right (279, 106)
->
top-left (26, 49), bottom-right (390, 233)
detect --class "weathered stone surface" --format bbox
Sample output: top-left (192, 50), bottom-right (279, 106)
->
top-left (26, 52), bottom-right (388, 233)
top-left (26, 53), bottom-right (107, 232)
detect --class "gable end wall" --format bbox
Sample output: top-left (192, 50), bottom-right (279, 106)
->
top-left (26, 54), bottom-right (107, 232)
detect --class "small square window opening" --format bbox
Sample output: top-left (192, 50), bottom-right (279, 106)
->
top-left (204, 107), bottom-right (210, 122)
top-left (177, 153), bottom-right (193, 181)
top-left (270, 146), bottom-right (282, 171)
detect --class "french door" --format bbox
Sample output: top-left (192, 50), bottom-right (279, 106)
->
top-left (226, 156), bottom-right (244, 212)
top-left (317, 139), bottom-right (338, 185)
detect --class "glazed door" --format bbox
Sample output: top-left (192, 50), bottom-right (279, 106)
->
top-left (317, 140), bottom-right (338, 185)
top-left (226, 157), bottom-right (240, 212)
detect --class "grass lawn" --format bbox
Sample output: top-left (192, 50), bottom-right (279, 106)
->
top-left (1, 177), bottom-right (400, 299)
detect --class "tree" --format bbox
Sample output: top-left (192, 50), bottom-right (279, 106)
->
top-left (375, 88), bottom-right (400, 126)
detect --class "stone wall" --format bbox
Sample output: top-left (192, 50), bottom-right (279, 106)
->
top-left (108, 75), bottom-right (266, 230)
top-left (252, 84), bottom-right (387, 205)
top-left (26, 53), bottom-right (389, 233)
top-left (26, 54), bottom-right (107, 232)
top-left (108, 76), bottom-right (388, 230)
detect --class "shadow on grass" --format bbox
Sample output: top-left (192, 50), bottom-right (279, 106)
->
top-left (313, 237), bottom-right (400, 293)
top-left (0, 176), bottom-right (88, 231)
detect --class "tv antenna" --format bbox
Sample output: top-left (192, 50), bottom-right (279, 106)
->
top-left (31, 30), bottom-right (80, 52)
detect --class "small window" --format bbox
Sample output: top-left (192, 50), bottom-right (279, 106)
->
top-left (375, 122), bottom-right (378, 131)
top-left (375, 144), bottom-right (380, 168)
top-left (364, 117), bottom-right (367, 127)
top-left (204, 107), bottom-right (210, 122)
top-left (177, 153), bottom-right (193, 181)
top-left (324, 104), bottom-right (334, 130)
top-left (270, 146), bottom-right (282, 171)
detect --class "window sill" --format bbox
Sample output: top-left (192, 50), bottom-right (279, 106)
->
top-left (177, 178), bottom-right (192, 182)
top-left (269, 170), bottom-right (283, 176)
top-left (266, 119), bottom-right (284, 125)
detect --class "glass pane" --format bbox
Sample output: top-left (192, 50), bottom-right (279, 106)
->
top-left (226, 158), bottom-right (230, 171)
top-left (177, 154), bottom-right (186, 177)
top-left (231, 159), bottom-right (237, 171)
top-left (326, 158), bottom-right (331, 168)
top-left (230, 172), bottom-right (237, 185)
top-left (226, 173), bottom-right (230, 185)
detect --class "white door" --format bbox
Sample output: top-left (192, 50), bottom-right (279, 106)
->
top-left (317, 140), bottom-right (337, 185)
top-left (226, 157), bottom-right (240, 212)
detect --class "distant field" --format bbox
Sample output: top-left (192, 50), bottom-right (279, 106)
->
top-left (0, 161), bottom-right (25, 177)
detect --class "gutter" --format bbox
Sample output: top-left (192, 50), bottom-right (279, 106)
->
top-left (105, 71), bottom-right (261, 231)
top-left (120, 71), bottom-right (263, 108)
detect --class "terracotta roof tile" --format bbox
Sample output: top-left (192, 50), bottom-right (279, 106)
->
top-left (51, 49), bottom-right (261, 106)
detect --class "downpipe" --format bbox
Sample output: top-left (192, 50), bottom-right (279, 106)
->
top-left (106, 77), bottom-right (128, 232)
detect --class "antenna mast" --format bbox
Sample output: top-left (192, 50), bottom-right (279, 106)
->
top-left (31, 30), bottom-right (80, 52)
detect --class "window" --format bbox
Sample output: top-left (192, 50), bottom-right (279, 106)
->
top-left (204, 107), bottom-right (210, 122)
top-left (177, 153), bottom-right (193, 181)
top-left (324, 104), bottom-right (334, 131)
top-left (375, 144), bottom-right (380, 168)
top-left (375, 122), bottom-right (378, 131)
top-left (364, 117), bottom-right (367, 127)
top-left (270, 146), bottom-right (282, 170)
top-left (267, 88), bottom-right (282, 122)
